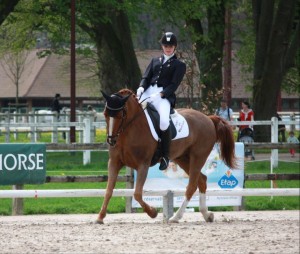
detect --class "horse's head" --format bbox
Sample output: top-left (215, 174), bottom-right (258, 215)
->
top-left (101, 90), bottom-right (131, 117)
top-left (101, 89), bottom-right (135, 146)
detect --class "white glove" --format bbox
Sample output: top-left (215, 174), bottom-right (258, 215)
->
top-left (136, 87), bottom-right (144, 98)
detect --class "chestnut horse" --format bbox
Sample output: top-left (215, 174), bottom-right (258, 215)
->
top-left (97, 89), bottom-right (236, 224)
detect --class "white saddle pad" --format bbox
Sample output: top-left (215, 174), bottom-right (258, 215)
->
top-left (144, 109), bottom-right (189, 141)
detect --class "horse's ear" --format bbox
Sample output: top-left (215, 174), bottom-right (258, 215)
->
top-left (121, 94), bottom-right (131, 104)
top-left (101, 90), bottom-right (110, 101)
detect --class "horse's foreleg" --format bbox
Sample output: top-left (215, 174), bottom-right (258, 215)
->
top-left (169, 182), bottom-right (197, 223)
top-left (169, 197), bottom-right (189, 223)
top-left (134, 166), bottom-right (158, 219)
top-left (198, 173), bottom-right (214, 222)
top-left (96, 160), bottom-right (122, 224)
top-left (168, 159), bottom-right (191, 223)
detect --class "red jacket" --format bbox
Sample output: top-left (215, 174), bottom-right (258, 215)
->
top-left (239, 109), bottom-right (254, 130)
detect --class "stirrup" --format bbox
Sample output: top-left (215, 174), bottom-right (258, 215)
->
top-left (159, 157), bottom-right (169, 171)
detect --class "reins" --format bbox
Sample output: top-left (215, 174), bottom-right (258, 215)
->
top-left (106, 95), bottom-right (150, 147)
top-left (121, 99), bottom-right (149, 131)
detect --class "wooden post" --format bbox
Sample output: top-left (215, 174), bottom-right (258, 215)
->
top-left (12, 184), bottom-right (24, 215)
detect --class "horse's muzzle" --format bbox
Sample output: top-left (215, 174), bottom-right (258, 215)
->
top-left (107, 135), bottom-right (117, 147)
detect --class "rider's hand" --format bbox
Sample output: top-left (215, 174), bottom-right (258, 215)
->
top-left (136, 87), bottom-right (144, 98)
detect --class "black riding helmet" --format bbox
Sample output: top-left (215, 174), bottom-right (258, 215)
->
top-left (160, 32), bottom-right (177, 47)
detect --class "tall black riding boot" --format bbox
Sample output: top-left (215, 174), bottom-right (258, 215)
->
top-left (159, 126), bottom-right (171, 171)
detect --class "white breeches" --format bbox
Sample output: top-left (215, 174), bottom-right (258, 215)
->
top-left (140, 85), bottom-right (170, 131)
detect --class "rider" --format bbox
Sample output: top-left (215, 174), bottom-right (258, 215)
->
top-left (136, 32), bottom-right (186, 170)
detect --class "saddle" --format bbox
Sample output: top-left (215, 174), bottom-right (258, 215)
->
top-left (146, 103), bottom-right (177, 140)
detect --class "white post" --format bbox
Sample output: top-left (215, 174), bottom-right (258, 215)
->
top-left (78, 115), bottom-right (83, 143)
top-left (271, 117), bottom-right (278, 167)
top-left (34, 113), bottom-right (40, 142)
top-left (89, 112), bottom-right (95, 143)
top-left (5, 112), bottom-right (10, 143)
top-left (163, 191), bottom-right (174, 222)
top-left (13, 112), bottom-right (18, 140)
top-left (51, 113), bottom-right (58, 143)
top-left (83, 118), bottom-right (91, 165)
top-left (29, 112), bottom-right (35, 142)
top-left (65, 111), bottom-right (70, 144)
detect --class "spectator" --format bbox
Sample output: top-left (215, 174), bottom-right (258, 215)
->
top-left (238, 101), bottom-right (254, 141)
top-left (287, 131), bottom-right (299, 157)
top-left (275, 113), bottom-right (286, 142)
top-left (215, 99), bottom-right (234, 122)
top-left (50, 93), bottom-right (62, 119)
top-left (87, 105), bottom-right (97, 121)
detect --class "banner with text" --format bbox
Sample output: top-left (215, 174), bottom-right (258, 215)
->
top-left (132, 142), bottom-right (244, 208)
top-left (0, 144), bottom-right (46, 185)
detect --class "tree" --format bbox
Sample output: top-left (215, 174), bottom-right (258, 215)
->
top-left (138, 0), bottom-right (228, 113)
top-left (0, 8), bottom-right (36, 108)
top-left (252, 0), bottom-right (300, 141)
top-left (0, 50), bottom-right (30, 105)
top-left (3, 0), bottom-right (142, 94)
top-left (185, 1), bottom-right (226, 113)
top-left (75, 1), bottom-right (141, 93)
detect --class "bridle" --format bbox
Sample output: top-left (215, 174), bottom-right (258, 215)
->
top-left (105, 103), bottom-right (127, 147)
top-left (105, 95), bottom-right (149, 147)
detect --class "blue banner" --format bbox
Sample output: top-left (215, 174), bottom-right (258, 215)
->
top-left (132, 143), bottom-right (244, 207)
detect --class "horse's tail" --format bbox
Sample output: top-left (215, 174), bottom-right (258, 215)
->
top-left (209, 115), bottom-right (237, 169)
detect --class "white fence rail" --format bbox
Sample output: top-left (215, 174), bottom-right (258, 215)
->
top-left (0, 188), bottom-right (299, 221)
top-left (1, 188), bottom-right (298, 198)
top-left (0, 113), bottom-right (299, 166)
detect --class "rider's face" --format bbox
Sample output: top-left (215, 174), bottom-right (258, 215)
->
top-left (162, 45), bottom-right (176, 56)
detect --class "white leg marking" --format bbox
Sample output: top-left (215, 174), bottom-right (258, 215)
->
top-left (108, 117), bottom-right (114, 136)
top-left (169, 197), bottom-right (189, 223)
top-left (199, 193), bottom-right (214, 222)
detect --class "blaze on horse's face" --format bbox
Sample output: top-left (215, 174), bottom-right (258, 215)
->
top-left (101, 91), bottom-right (131, 146)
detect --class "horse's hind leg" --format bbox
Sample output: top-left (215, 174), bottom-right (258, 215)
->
top-left (134, 165), bottom-right (158, 219)
top-left (198, 172), bottom-right (214, 222)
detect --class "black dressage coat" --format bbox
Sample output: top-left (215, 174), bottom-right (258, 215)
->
top-left (139, 54), bottom-right (186, 107)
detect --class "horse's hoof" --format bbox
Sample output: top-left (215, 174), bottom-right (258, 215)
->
top-left (168, 217), bottom-right (179, 223)
top-left (205, 213), bottom-right (214, 223)
top-left (148, 207), bottom-right (158, 218)
top-left (95, 219), bottom-right (104, 224)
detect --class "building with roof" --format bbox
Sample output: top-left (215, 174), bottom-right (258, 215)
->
top-left (0, 49), bottom-right (299, 113)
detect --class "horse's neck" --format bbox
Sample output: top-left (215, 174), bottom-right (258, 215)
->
top-left (125, 101), bottom-right (150, 138)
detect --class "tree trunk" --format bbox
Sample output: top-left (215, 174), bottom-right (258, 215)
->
top-left (252, 0), bottom-right (298, 141)
top-left (76, 4), bottom-right (141, 95)
top-left (187, 1), bottom-right (225, 113)
top-left (90, 10), bottom-right (141, 95)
